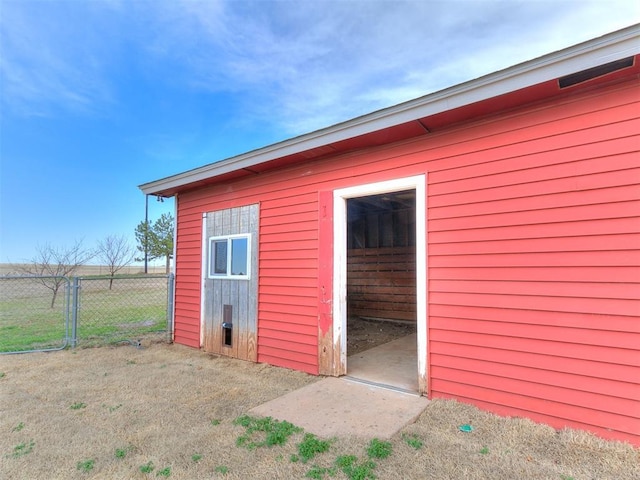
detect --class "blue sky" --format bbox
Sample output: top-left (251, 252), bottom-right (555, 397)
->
top-left (1, 0), bottom-right (638, 264)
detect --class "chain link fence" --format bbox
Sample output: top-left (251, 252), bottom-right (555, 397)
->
top-left (0, 274), bottom-right (174, 353)
top-left (0, 276), bottom-right (71, 353)
top-left (74, 275), bottom-right (173, 347)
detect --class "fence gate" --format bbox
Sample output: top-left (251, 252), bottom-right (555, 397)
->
top-left (0, 276), bottom-right (71, 353)
top-left (75, 275), bottom-right (173, 347)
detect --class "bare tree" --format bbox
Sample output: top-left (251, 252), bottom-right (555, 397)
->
top-left (96, 235), bottom-right (136, 289)
top-left (17, 241), bottom-right (95, 308)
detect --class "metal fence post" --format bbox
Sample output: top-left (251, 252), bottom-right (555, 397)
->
top-left (71, 277), bottom-right (80, 348)
top-left (64, 277), bottom-right (71, 347)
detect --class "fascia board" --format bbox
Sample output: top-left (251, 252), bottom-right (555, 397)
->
top-left (140, 24), bottom-right (640, 196)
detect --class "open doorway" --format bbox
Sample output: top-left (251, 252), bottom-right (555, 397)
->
top-left (345, 190), bottom-right (418, 391)
top-left (333, 175), bottom-right (427, 394)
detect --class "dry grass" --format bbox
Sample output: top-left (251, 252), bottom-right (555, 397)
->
top-left (1, 343), bottom-right (637, 480)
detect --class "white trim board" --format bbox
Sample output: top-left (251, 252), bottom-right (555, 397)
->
top-left (199, 212), bottom-right (208, 348)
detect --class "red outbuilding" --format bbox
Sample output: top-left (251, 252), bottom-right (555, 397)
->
top-left (141, 25), bottom-right (640, 445)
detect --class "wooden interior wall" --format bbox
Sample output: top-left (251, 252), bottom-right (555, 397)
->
top-left (347, 246), bottom-right (416, 322)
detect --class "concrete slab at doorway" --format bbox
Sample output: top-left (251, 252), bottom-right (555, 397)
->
top-left (348, 333), bottom-right (418, 392)
top-left (249, 377), bottom-right (429, 439)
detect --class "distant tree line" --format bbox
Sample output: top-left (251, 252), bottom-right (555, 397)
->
top-left (12, 213), bottom-right (174, 307)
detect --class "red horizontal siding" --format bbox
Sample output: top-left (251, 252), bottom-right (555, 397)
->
top-left (430, 329), bottom-right (638, 366)
top-left (171, 78), bottom-right (639, 443)
top-left (430, 167), bottom-right (639, 207)
top-left (430, 216), bottom-right (640, 243)
top-left (431, 354), bottom-right (640, 401)
top-left (429, 134), bottom-right (640, 195)
top-left (431, 279), bottom-right (640, 300)
top-left (259, 320), bottom-right (317, 336)
top-left (258, 354), bottom-right (318, 375)
top-left (430, 342), bottom-right (639, 384)
top-left (430, 233), bottom-right (640, 255)
top-left (430, 265), bottom-right (640, 283)
top-left (430, 304), bottom-right (639, 333)
top-left (429, 183), bottom-right (640, 219)
top-left (431, 316), bottom-right (639, 349)
top-left (433, 391), bottom-right (640, 445)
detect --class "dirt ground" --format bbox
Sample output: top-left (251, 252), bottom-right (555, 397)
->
top-left (1, 342), bottom-right (638, 480)
top-left (347, 316), bottom-right (416, 355)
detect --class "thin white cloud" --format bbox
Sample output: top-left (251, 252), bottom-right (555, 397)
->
top-left (2, 0), bottom-right (638, 131)
top-left (0, 1), bottom-right (122, 116)
top-left (161, 0), bottom-right (639, 135)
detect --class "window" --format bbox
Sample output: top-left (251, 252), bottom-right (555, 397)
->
top-left (208, 235), bottom-right (250, 279)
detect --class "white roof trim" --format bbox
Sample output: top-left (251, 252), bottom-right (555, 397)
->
top-left (141, 24), bottom-right (640, 195)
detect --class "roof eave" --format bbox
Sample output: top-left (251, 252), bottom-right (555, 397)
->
top-left (140, 24), bottom-right (640, 197)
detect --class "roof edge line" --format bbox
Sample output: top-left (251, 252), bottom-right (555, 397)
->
top-left (140, 24), bottom-right (640, 196)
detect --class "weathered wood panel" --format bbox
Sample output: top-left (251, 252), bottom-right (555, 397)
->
top-left (202, 204), bottom-right (259, 362)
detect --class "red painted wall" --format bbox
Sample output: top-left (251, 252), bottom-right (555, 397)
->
top-left (174, 78), bottom-right (639, 444)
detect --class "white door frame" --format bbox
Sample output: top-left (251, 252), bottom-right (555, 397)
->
top-left (333, 174), bottom-right (427, 392)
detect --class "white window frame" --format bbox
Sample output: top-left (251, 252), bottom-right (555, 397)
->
top-left (207, 234), bottom-right (251, 280)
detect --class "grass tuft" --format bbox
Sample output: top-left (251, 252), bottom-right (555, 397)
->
top-left (335, 455), bottom-right (377, 480)
top-left (305, 464), bottom-right (338, 479)
top-left (402, 433), bottom-right (423, 450)
top-left (76, 459), bottom-right (95, 472)
top-left (233, 415), bottom-right (302, 449)
top-left (115, 446), bottom-right (134, 459)
top-left (12, 422), bottom-right (25, 432)
top-left (156, 466), bottom-right (171, 477)
top-left (70, 402), bottom-right (87, 410)
top-left (297, 433), bottom-right (331, 463)
top-left (366, 438), bottom-right (392, 459)
top-left (140, 461), bottom-right (155, 474)
top-left (10, 440), bottom-right (35, 458)
top-left (214, 465), bottom-right (229, 475)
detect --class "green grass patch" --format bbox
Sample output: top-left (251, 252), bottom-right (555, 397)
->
top-left (0, 296), bottom-right (67, 352)
top-left (9, 440), bottom-right (35, 458)
top-left (115, 445), bottom-right (134, 459)
top-left (76, 459), bottom-right (95, 473)
top-left (12, 422), bottom-right (25, 432)
top-left (366, 438), bottom-right (392, 459)
top-left (156, 466), bottom-right (171, 477)
top-left (305, 465), bottom-right (338, 479)
top-left (70, 402), bottom-right (87, 410)
top-left (214, 465), bottom-right (229, 475)
top-left (335, 455), bottom-right (377, 480)
top-left (140, 461), bottom-right (155, 473)
top-left (402, 433), bottom-right (423, 450)
top-left (234, 415), bottom-right (302, 450)
top-left (191, 453), bottom-right (202, 462)
top-left (296, 433), bottom-right (332, 463)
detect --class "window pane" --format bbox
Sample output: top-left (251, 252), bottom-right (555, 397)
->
top-left (230, 237), bottom-right (248, 276)
top-left (213, 241), bottom-right (227, 274)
